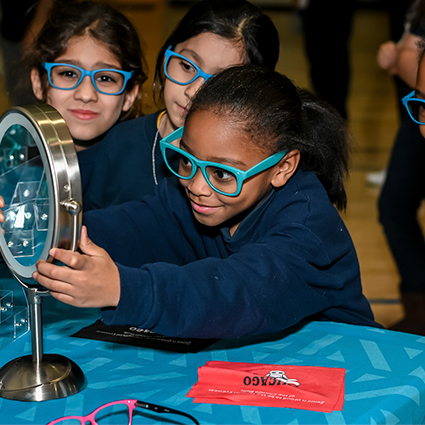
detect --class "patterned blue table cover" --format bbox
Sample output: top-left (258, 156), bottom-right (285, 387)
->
top-left (1, 288), bottom-right (425, 425)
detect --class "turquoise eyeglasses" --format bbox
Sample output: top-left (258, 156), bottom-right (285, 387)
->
top-left (402, 91), bottom-right (425, 125)
top-left (41, 62), bottom-right (134, 95)
top-left (163, 46), bottom-right (215, 85)
top-left (160, 126), bottom-right (287, 197)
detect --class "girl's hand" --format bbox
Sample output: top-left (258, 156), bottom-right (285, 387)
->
top-left (33, 226), bottom-right (120, 308)
top-left (377, 41), bottom-right (398, 74)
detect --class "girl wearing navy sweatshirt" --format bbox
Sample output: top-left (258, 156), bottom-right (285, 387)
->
top-left (24, 1), bottom-right (146, 209)
top-left (83, 0), bottom-right (280, 211)
top-left (2, 66), bottom-right (378, 338)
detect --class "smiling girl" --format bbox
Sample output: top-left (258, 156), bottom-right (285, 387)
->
top-left (83, 0), bottom-right (280, 210)
top-left (15, 66), bottom-right (379, 339)
top-left (24, 1), bottom-right (146, 208)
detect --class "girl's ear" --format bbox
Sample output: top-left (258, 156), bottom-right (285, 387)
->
top-left (122, 84), bottom-right (140, 112)
top-left (271, 149), bottom-right (300, 188)
top-left (30, 68), bottom-right (44, 101)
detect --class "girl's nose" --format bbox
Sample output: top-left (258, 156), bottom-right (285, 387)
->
top-left (74, 76), bottom-right (98, 102)
top-left (184, 77), bottom-right (205, 100)
top-left (187, 168), bottom-right (212, 196)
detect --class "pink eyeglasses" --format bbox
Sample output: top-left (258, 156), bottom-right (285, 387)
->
top-left (47, 399), bottom-right (199, 425)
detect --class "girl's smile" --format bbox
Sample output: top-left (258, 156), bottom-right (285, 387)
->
top-left (189, 198), bottom-right (221, 215)
top-left (69, 109), bottom-right (100, 121)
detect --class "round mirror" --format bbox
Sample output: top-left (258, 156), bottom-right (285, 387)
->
top-left (0, 104), bottom-right (82, 289)
top-left (0, 105), bottom-right (86, 402)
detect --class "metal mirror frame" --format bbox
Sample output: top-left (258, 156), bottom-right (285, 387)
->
top-left (0, 104), bottom-right (82, 288)
top-left (0, 104), bottom-right (85, 402)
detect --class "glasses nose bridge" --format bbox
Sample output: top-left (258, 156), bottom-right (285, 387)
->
top-left (74, 71), bottom-right (98, 96)
top-left (80, 69), bottom-right (96, 88)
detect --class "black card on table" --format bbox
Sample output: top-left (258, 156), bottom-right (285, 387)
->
top-left (72, 320), bottom-right (218, 353)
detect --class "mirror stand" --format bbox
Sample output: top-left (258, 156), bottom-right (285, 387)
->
top-left (0, 104), bottom-right (85, 401)
top-left (0, 286), bottom-right (86, 401)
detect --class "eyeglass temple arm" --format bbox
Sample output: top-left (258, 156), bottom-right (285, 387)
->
top-left (135, 401), bottom-right (200, 425)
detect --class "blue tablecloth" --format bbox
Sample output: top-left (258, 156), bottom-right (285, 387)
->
top-left (1, 289), bottom-right (425, 424)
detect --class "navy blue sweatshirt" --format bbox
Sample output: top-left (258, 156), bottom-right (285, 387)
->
top-left (84, 111), bottom-right (165, 211)
top-left (84, 169), bottom-right (379, 339)
top-left (77, 143), bottom-right (100, 212)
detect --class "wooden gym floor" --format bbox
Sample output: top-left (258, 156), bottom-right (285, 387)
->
top-left (1, 2), bottom-right (423, 328)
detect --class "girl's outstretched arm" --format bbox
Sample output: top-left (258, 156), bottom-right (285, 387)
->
top-left (33, 226), bottom-right (121, 308)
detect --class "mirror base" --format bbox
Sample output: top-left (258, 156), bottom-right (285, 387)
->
top-left (0, 353), bottom-right (86, 401)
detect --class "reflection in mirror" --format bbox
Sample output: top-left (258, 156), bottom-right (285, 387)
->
top-left (0, 124), bottom-right (49, 267)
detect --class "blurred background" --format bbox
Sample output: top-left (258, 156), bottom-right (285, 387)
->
top-left (0, 0), bottom-right (423, 327)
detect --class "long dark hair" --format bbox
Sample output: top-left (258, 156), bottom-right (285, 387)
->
top-left (187, 65), bottom-right (350, 210)
top-left (154, 0), bottom-right (279, 104)
top-left (24, 0), bottom-right (147, 119)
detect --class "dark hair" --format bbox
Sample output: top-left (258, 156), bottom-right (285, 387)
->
top-left (187, 65), bottom-right (350, 210)
top-left (153, 0), bottom-right (279, 104)
top-left (24, 0), bottom-right (147, 119)
top-left (407, 0), bottom-right (425, 31)
top-left (408, 0), bottom-right (425, 62)
top-left (417, 37), bottom-right (425, 63)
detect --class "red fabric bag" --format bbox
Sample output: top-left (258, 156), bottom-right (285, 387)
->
top-left (187, 361), bottom-right (345, 412)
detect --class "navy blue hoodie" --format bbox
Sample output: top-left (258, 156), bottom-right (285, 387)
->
top-left (84, 169), bottom-right (379, 339)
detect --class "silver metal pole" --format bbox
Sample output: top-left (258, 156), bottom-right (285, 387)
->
top-left (27, 288), bottom-right (43, 365)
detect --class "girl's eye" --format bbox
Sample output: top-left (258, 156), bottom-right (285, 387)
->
top-left (211, 167), bottom-right (234, 182)
top-left (94, 72), bottom-right (125, 92)
top-left (177, 154), bottom-right (194, 178)
top-left (178, 153), bottom-right (193, 171)
top-left (181, 156), bottom-right (192, 168)
top-left (179, 59), bottom-right (196, 73)
top-left (96, 74), bottom-right (117, 84)
top-left (58, 69), bottom-right (79, 79)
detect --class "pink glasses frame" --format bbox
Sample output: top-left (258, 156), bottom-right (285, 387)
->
top-left (48, 399), bottom-right (137, 425)
top-left (47, 398), bottom-right (199, 425)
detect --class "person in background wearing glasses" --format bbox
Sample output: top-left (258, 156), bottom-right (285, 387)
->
top-left (404, 51), bottom-right (425, 132)
top-left (12, 66), bottom-right (380, 339)
top-left (24, 1), bottom-right (146, 210)
top-left (377, 0), bottom-right (425, 335)
top-left (82, 0), bottom-right (280, 211)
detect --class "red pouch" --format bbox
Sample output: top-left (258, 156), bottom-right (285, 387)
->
top-left (187, 361), bottom-right (345, 413)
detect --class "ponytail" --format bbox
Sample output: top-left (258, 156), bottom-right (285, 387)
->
top-left (295, 89), bottom-right (350, 210)
top-left (187, 65), bottom-right (351, 210)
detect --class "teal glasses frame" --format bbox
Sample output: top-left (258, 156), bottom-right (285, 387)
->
top-left (163, 46), bottom-right (215, 85)
top-left (41, 62), bottom-right (134, 95)
top-left (160, 126), bottom-right (287, 197)
top-left (402, 91), bottom-right (425, 125)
